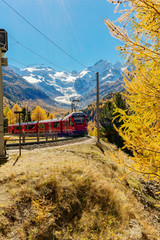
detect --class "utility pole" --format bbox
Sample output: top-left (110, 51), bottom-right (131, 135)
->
top-left (14, 111), bottom-right (23, 157)
top-left (0, 48), bottom-right (5, 161)
top-left (96, 72), bottom-right (100, 143)
top-left (12, 111), bottom-right (23, 166)
top-left (0, 29), bottom-right (8, 162)
top-left (27, 107), bottom-right (29, 134)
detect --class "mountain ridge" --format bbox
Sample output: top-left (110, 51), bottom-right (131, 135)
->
top-left (4, 59), bottom-right (125, 109)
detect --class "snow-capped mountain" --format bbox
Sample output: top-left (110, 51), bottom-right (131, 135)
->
top-left (11, 65), bottom-right (80, 105)
top-left (3, 67), bottom-right (51, 102)
top-left (9, 60), bottom-right (126, 107)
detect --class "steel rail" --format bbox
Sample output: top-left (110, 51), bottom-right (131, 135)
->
top-left (6, 135), bottom-right (90, 149)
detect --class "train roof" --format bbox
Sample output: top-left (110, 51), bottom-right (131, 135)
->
top-left (9, 118), bottom-right (62, 126)
top-left (9, 121), bottom-right (37, 126)
top-left (21, 121), bottom-right (37, 125)
top-left (38, 118), bottom-right (62, 123)
top-left (62, 111), bottom-right (86, 120)
top-left (8, 112), bottom-right (86, 126)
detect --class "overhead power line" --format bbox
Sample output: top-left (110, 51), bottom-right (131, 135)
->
top-left (8, 57), bottom-right (59, 70)
top-left (8, 57), bottom-right (45, 68)
top-left (1, 0), bottom-right (87, 68)
top-left (8, 57), bottom-right (28, 67)
top-left (9, 35), bottom-right (67, 71)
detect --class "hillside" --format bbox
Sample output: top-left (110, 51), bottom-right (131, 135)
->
top-left (0, 139), bottom-right (159, 239)
top-left (84, 92), bottom-right (117, 122)
top-left (3, 67), bottom-right (53, 105)
top-left (2, 67), bottom-right (69, 116)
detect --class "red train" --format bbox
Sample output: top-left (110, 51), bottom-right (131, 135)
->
top-left (8, 112), bottom-right (88, 136)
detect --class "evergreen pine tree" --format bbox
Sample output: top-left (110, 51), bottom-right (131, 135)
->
top-left (22, 107), bottom-right (26, 122)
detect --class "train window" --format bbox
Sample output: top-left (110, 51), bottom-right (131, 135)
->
top-left (38, 124), bottom-right (45, 129)
top-left (72, 116), bottom-right (85, 125)
top-left (69, 119), bottom-right (74, 126)
top-left (28, 124), bottom-right (35, 130)
top-left (63, 121), bottom-right (69, 127)
top-left (16, 126), bottom-right (20, 130)
top-left (54, 122), bottom-right (60, 128)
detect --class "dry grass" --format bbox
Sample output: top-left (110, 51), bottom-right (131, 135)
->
top-left (0, 140), bottom-right (159, 239)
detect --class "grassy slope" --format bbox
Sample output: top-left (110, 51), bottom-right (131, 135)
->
top-left (0, 140), bottom-right (159, 240)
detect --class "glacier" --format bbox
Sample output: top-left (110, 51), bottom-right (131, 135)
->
top-left (10, 59), bottom-right (125, 107)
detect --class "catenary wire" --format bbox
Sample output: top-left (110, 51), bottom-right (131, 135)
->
top-left (9, 35), bottom-right (67, 71)
top-left (8, 57), bottom-right (45, 68)
top-left (8, 57), bottom-right (28, 67)
top-left (8, 57), bottom-right (46, 68)
top-left (1, 0), bottom-right (87, 68)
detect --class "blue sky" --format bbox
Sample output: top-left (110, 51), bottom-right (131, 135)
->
top-left (0, 0), bottom-right (123, 72)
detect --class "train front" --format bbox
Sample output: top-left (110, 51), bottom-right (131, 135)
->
top-left (70, 112), bottom-right (88, 136)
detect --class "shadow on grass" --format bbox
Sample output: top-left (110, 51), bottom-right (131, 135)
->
top-left (0, 153), bottom-right (9, 167)
top-left (13, 155), bottom-right (21, 166)
top-left (103, 132), bottom-right (133, 156)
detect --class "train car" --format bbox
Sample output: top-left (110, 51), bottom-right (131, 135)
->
top-left (38, 119), bottom-right (62, 135)
top-left (23, 122), bottom-right (38, 133)
top-left (8, 123), bottom-right (22, 134)
top-left (8, 111), bottom-right (88, 136)
top-left (8, 122), bottom-right (38, 134)
top-left (62, 112), bottom-right (87, 136)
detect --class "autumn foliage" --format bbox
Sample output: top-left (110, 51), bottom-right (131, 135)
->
top-left (4, 105), bottom-right (55, 124)
top-left (105, 0), bottom-right (160, 181)
top-left (5, 104), bottom-right (22, 124)
top-left (48, 113), bottom-right (55, 120)
top-left (31, 106), bottom-right (47, 121)
top-left (87, 121), bottom-right (97, 136)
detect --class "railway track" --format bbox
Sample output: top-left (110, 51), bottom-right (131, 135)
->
top-left (6, 135), bottom-right (91, 151)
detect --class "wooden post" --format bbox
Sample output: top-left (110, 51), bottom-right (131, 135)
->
top-left (27, 107), bottom-right (29, 133)
top-left (0, 49), bottom-right (8, 161)
top-left (22, 131), bottom-right (25, 143)
top-left (0, 29), bottom-right (8, 161)
top-left (19, 115), bottom-right (21, 156)
top-left (14, 111), bottom-right (23, 157)
top-left (46, 133), bottom-right (48, 141)
top-left (96, 72), bottom-right (100, 143)
top-left (0, 49), bottom-right (5, 160)
top-left (37, 131), bottom-right (39, 142)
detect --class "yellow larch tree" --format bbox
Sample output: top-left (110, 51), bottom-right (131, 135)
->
top-left (12, 104), bottom-right (22, 124)
top-left (48, 113), bottom-right (55, 120)
top-left (87, 121), bottom-right (97, 136)
top-left (3, 106), bottom-right (10, 117)
top-left (7, 109), bottom-right (14, 125)
top-left (105, 0), bottom-right (160, 182)
top-left (31, 106), bottom-right (47, 121)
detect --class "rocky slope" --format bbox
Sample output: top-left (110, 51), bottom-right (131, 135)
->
top-left (3, 67), bottom-right (55, 104)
